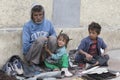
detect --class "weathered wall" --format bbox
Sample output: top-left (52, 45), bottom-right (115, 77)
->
top-left (80, 0), bottom-right (120, 28)
top-left (0, 0), bottom-right (53, 28)
top-left (0, 28), bottom-right (120, 68)
top-left (1, 0), bottom-right (120, 28)
top-left (0, 0), bottom-right (120, 68)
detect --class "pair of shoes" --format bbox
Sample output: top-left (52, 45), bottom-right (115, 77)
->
top-left (61, 68), bottom-right (73, 77)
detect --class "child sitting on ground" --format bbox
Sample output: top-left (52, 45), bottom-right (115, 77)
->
top-left (75, 22), bottom-right (109, 69)
top-left (44, 32), bottom-right (73, 77)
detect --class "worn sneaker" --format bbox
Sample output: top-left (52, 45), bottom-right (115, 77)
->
top-left (61, 68), bottom-right (73, 77)
top-left (5, 62), bottom-right (17, 76)
top-left (12, 59), bottom-right (24, 75)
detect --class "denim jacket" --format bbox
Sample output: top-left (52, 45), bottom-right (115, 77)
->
top-left (78, 36), bottom-right (107, 55)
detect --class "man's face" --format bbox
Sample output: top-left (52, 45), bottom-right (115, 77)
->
top-left (89, 29), bottom-right (99, 40)
top-left (32, 11), bottom-right (44, 23)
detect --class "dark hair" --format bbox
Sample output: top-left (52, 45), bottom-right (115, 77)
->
top-left (31, 5), bottom-right (44, 20)
top-left (88, 22), bottom-right (101, 34)
top-left (57, 33), bottom-right (70, 48)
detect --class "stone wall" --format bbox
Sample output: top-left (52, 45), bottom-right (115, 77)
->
top-left (1, 0), bottom-right (120, 28)
top-left (80, 0), bottom-right (120, 28)
top-left (0, 0), bottom-right (53, 28)
top-left (0, 0), bottom-right (120, 68)
top-left (0, 28), bottom-right (120, 68)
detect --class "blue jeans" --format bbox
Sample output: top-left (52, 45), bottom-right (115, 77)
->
top-left (75, 51), bottom-right (86, 64)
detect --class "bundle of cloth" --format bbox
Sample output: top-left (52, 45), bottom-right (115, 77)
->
top-left (79, 66), bottom-right (120, 80)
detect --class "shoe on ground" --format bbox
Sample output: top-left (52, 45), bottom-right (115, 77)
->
top-left (13, 59), bottom-right (24, 75)
top-left (61, 68), bottom-right (73, 77)
top-left (5, 62), bottom-right (17, 76)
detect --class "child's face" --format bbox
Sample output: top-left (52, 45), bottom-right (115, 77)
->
top-left (89, 29), bottom-right (99, 40)
top-left (57, 36), bottom-right (66, 47)
top-left (32, 11), bottom-right (44, 23)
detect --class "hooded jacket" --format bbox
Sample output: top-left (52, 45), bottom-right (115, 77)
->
top-left (78, 36), bottom-right (107, 55)
top-left (22, 5), bottom-right (56, 54)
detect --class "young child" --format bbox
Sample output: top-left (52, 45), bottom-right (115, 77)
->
top-left (75, 22), bottom-right (109, 69)
top-left (44, 33), bottom-right (73, 77)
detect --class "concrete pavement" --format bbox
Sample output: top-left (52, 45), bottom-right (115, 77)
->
top-left (108, 49), bottom-right (120, 71)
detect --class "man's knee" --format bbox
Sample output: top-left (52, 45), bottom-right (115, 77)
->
top-left (36, 37), bottom-right (47, 45)
top-left (37, 36), bottom-right (47, 42)
top-left (48, 36), bottom-right (57, 43)
top-left (47, 36), bottom-right (57, 52)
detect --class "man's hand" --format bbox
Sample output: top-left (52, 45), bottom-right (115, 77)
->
top-left (44, 44), bottom-right (49, 52)
top-left (44, 44), bottom-right (52, 55)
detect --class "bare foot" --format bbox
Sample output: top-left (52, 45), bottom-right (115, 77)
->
top-left (93, 61), bottom-right (99, 66)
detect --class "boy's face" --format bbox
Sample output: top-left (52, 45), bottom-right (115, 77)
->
top-left (32, 11), bottom-right (44, 23)
top-left (57, 36), bottom-right (66, 47)
top-left (89, 29), bottom-right (99, 40)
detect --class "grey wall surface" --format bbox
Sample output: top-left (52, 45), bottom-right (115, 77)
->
top-left (1, 0), bottom-right (120, 28)
top-left (53, 0), bottom-right (80, 27)
top-left (0, 0), bottom-right (53, 28)
top-left (80, 0), bottom-right (120, 28)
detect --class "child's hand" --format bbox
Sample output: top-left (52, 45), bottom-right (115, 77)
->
top-left (85, 53), bottom-right (93, 61)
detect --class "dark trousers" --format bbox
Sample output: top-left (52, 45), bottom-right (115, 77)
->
top-left (25, 36), bottom-right (57, 65)
top-left (75, 51), bottom-right (109, 66)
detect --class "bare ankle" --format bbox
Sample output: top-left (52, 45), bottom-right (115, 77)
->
top-left (93, 61), bottom-right (99, 66)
